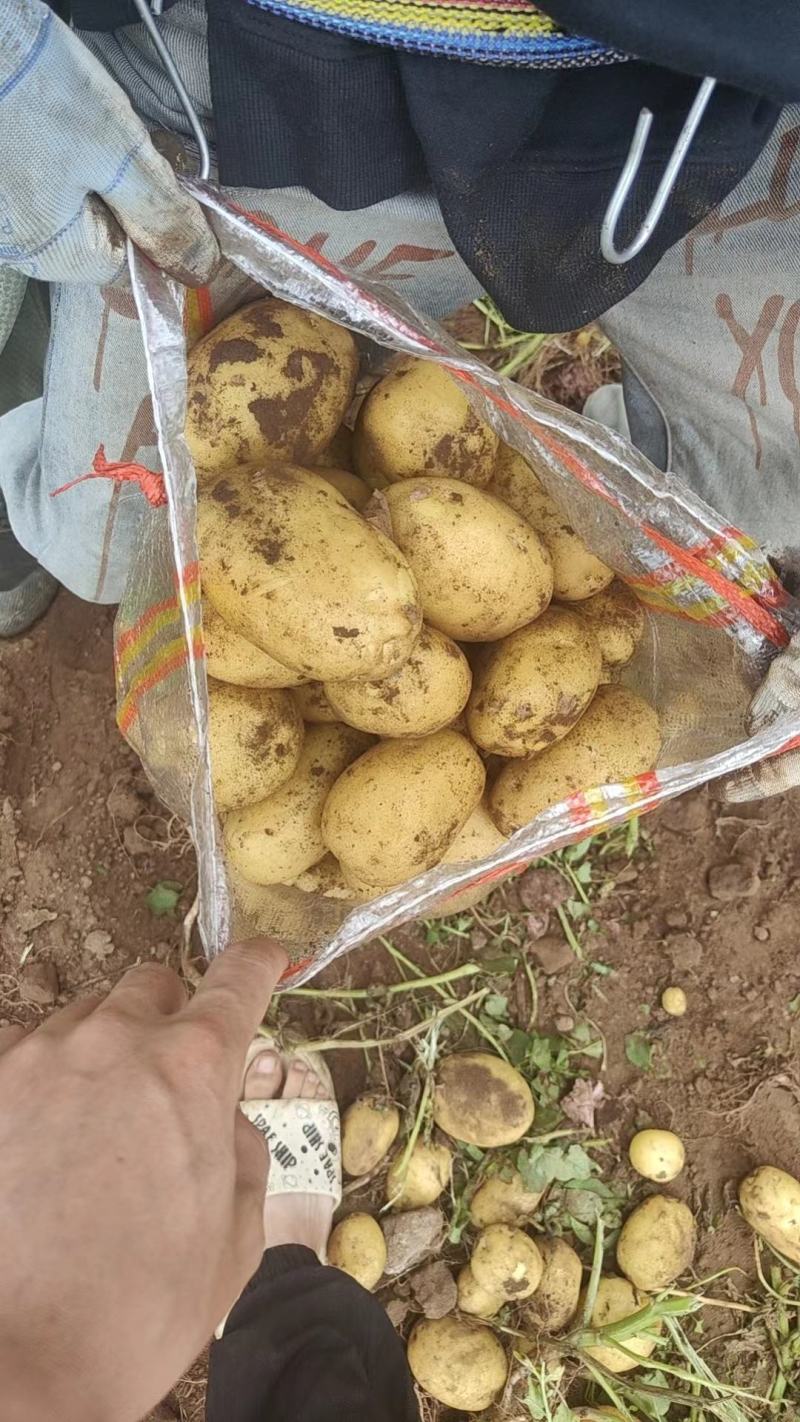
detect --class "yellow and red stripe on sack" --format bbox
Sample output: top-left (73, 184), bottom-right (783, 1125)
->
top-left (115, 566), bottom-right (204, 736)
top-left (184, 285), bottom-right (216, 347)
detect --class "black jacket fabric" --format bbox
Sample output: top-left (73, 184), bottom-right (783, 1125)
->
top-left (68, 1), bottom-right (798, 330)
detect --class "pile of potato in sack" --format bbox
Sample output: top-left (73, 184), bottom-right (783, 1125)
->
top-left (116, 191), bottom-right (799, 977)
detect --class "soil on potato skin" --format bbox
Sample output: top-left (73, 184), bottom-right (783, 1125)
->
top-left (2, 592), bottom-right (799, 1420)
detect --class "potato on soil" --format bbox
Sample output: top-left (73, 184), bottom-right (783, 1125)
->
top-left (385, 1140), bottom-right (452, 1210)
top-left (469, 1170), bottom-right (542, 1228)
top-left (342, 1096), bottom-right (401, 1177)
top-left (661, 985), bottom-right (687, 1016)
top-left (316, 467), bottom-right (372, 511)
top-left (489, 446), bottom-right (613, 601)
top-left (354, 360), bottom-right (499, 488)
top-left (223, 723), bottom-right (371, 884)
top-left (617, 1195), bottom-right (696, 1291)
top-left (203, 601), bottom-right (307, 690)
top-left (385, 478), bottom-right (553, 641)
top-left (207, 679), bottom-right (302, 813)
top-left (739, 1165), bottom-right (800, 1265)
top-left (407, 1315), bottom-right (508, 1412)
top-left (186, 297), bottom-right (358, 473)
top-left (456, 1264), bottom-right (504, 1319)
top-left (574, 579), bottom-right (645, 674)
top-left (525, 1237), bottom-right (582, 1332)
top-left (471, 1224), bottom-right (543, 1300)
top-left (434, 1051), bottom-right (534, 1147)
top-left (582, 1275), bottom-right (660, 1373)
top-left (293, 682), bottom-right (340, 723)
top-left (629, 1130), bottom-right (685, 1184)
top-left (467, 607), bottom-right (602, 757)
top-left (198, 463), bottom-right (422, 683)
top-left (315, 423), bottom-right (354, 470)
top-left (324, 625), bottom-right (471, 738)
top-left (489, 684), bottom-right (661, 834)
top-left (322, 730), bottom-right (485, 889)
top-left (327, 1213), bottom-right (386, 1290)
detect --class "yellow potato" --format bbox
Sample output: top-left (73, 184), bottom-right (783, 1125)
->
top-left (525, 1237), bottom-right (582, 1332)
top-left (574, 579), bottom-right (646, 673)
top-left (489, 685), bottom-right (661, 834)
top-left (322, 730), bottom-right (485, 889)
top-left (466, 607), bottom-right (602, 757)
top-left (456, 1264), bottom-right (504, 1319)
top-left (385, 478), bottom-right (553, 641)
top-left (354, 359), bottom-right (499, 488)
top-left (202, 600), bottom-right (306, 689)
top-left (385, 1140), bottom-right (452, 1210)
top-left (293, 682), bottom-right (340, 723)
top-left (324, 625), bottom-right (471, 737)
top-left (582, 1275), bottom-right (661, 1373)
top-left (434, 1051), bottom-right (534, 1147)
top-left (629, 1130), bottom-right (685, 1184)
top-left (223, 723), bottom-right (371, 884)
top-left (199, 463), bottom-right (422, 682)
top-left (661, 986), bottom-right (687, 1016)
top-left (739, 1165), bottom-right (800, 1265)
top-left (286, 852), bottom-right (365, 900)
top-left (316, 466), bottom-right (372, 511)
top-left (207, 679), bottom-right (302, 813)
top-left (186, 297), bottom-right (358, 472)
top-left (489, 446), bottom-right (613, 601)
top-left (407, 1315), bottom-right (508, 1412)
top-left (342, 1097), bottom-right (401, 1177)
top-left (617, 1195), bottom-right (696, 1291)
top-left (315, 424), bottom-right (355, 471)
top-left (423, 801), bottom-right (509, 919)
top-left (471, 1224), bottom-right (543, 1301)
top-left (469, 1171), bottom-right (542, 1228)
top-left (327, 1213), bottom-right (387, 1291)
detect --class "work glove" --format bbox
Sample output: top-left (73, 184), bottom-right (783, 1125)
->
top-left (0, 0), bottom-right (218, 286)
top-left (723, 633), bottom-right (800, 801)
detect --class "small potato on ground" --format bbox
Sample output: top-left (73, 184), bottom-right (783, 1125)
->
top-left (469, 1170), bottom-right (542, 1228)
top-left (208, 679), bottom-right (302, 813)
top-left (629, 1129), bottom-right (685, 1184)
top-left (739, 1165), bottom-right (800, 1265)
top-left (525, 1236), bottom-right (582, 1332)
top-left (342, 1096), bottom-right (401, 1178)
top-left (324, 625), bottom-right (471, 738)
top-left (456, 1264), bottom-right (504, 1319)
top-left (407, 1315), bottom-right (508, 1411)
top-left (385, 1140), bottom-right (452, 1210)
top-left (327, 1213), bottom-right (387, 1290)
top-left (661, 986), bottom-right (687, 1016)
top-left (434, 1051), bottom-right (534, 1147)
top-left (582, 1275), bottom-right (661, 1373)
top-left (617, 1194), bottom-right (696, 1291)
top-left (471, 1223), bottom-right (543, 1301)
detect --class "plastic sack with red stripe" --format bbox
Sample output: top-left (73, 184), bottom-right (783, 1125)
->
top-left (114, 184), bottom-right (800, 986)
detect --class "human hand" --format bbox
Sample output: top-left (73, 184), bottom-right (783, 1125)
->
top-left (0, 938), bottom-right (287, 1422)
top-left (0, 0), bottom-right (218, 286)
top-left (723, 632), bottom-right (800, 801)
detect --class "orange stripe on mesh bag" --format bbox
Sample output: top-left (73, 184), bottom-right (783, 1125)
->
top-left (117, 629), bottom-right (204, 736)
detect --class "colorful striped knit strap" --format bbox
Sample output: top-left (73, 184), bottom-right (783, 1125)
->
top-left (246, 0), bottom-right (625, 67)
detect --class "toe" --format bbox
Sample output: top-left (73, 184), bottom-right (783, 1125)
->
top-left (243, 1048), bottom-right (283, 1102)
top-left (282, 1060), bottom-right (309, 1100)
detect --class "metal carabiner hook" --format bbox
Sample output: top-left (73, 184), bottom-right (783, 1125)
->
top-left (130, 0), bottom-right (212, 181)
top-left (600, 75), bottom-right (717, 266)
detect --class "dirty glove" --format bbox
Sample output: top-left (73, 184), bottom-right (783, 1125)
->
top-left (0, 0), bottom-right (217, 286)
top-left (723, 633), bottom-right (800, 801)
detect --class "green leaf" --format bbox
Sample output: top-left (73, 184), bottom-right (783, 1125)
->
top-left (574, 861), bottom-right (593, 885)
top-left (625, 1031), bottom-right (653, 1071)
top-left (789, 993), bottom-right (800, 1016)
top-left (146, 880), bottom-right (182, 917)
top-left (517, 1142), bottom-right (597, 1193)
top-left (483, 993), bottom-right (509, 1020)
top-left (506, 1029), bottom-right (533, 1067)
top-left (589, 960), bottom-right (614, 976)
top-left (481, 954), bottom-right (518, 976)
top-left (528, 1035), bottom-right (556, 1072)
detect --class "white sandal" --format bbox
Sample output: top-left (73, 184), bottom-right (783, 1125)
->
top-left (239, 1038), bottom-right (342, 1209)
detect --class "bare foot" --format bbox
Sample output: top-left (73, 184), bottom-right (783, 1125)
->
top-left (243, 1048), bottom-right (336, 1259)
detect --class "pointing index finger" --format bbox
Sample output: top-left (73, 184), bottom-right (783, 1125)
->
top-left (187, 937), bottom-right (289, 1070)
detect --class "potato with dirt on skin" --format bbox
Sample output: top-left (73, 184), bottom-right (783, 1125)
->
top-left (354, 359), bottom-right (499, 489)
top-left (315, 423), bottom-right (355, 471)
top-left (385, 1139), bottom-right (452, 1210)
top-left (471, 1223), bottom-right (543, 1301)
top-left (456, 1263), bottom-right (504, 1319)
top-left (434, 1051), bottom-right (534, 1148)
top-left (385, 477), bottom-right (553, 641)
top-left (285, 853), bottom-right (365, 900)
top-left (293, 682), bottom-right (340, 724)
top-left (629, 1129), bottom-right (685, 1184)
top-left (322, 730), bottom-right (485, 890)
top-left (617, 1194), bottom-right (696, 1291)
top-left (316, 466), bottom-right (372, 511)
top-left (199, 463), bottom-right (422, 683)
top-left (203, 601), bottom-right (308, 690)
top-left (466, 606), bottom-right (602, 757)
top-left (342, 1096), bottom-right (401, 1178)
top-left (582, 1275), bottom-right (661, 1373)
top-left (407, 1314), bottom-right (508, 1412)
top-left (223, 723), bottom-right (371, 885)
top-left (525, 1236), bottom-right (583, 1332)
top-left (327, 1213), bottom-right (387, 1290)
top-left (324, 625), bottom-right (471, 738)
top-left (574, 579), bottom-right (646, 676)
top-left (489, 445), bottom-right (613, 601)
top-left (489, 684), bottom-right (661, 834)
top-left (424, 801), bottom-right (509, 919)
top-left (739, 1165), bottom-right (800, 1265)
top-left (186, 297), bottom-right (358, 473)
top-left (469, 1170), bottom-right (543, 1228)
top-left (207, 679), bottom-right (303, 814)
